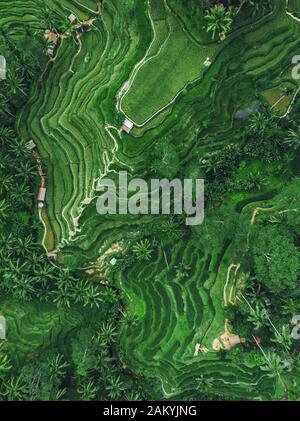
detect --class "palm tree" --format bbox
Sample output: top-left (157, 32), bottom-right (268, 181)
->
top-left (0, 126), bottom-right (15, 143)
top-left (9, 138), bottom-right (29, 158)
top-left (77, 380), bottom-right (97, 401)
top-left (5, 70), bottom-right (26, 96)
top-left (0, 174), bottom-right (13, 194)
top-left (175, 262), bottom-right (191, 281)
top-left (16, 161), bottom-right (37, 179)
top-left (58, 18), bottom-right (77, 36)
top-left (97, 322), bottom-right (118, 346)
top-left (105, 375), bottom-right (125, 400)
top-left (9, 259), bottom-right (27, 275)
top-left (124, 390), bottom-right (143, 401)
top-left (280, 298), bottom-right (299, 318)
top-left (284, 127), bottom-right (300, 150)
top-left (205, 4), bottom-right (233, 40)
top-left (247, 0), bottom-right (272, 16)
top-left (0, 94), bottom-right (13, 118)
top-left (9, 182), bottom-right (33, 208)
top-left (248, 112), bottom-right (277, 137)
top-left (101, 287), bottom-right (119, 305)
top-left (47, 354), bottom-right (68, 382)
top-left (96, 344), bottom-right (113, 376)
top-left (0, 199), bottom-right (10, 222)
top-left (260, 352), bottom-right (284, 379)
top-left (246, 303), bottom-right (269, 331)
top-left (271, 325), bottom-right (293, 351)
top-left (0, 344), bottom-right (11, 377)
top-left (2, 376), bottom-right (27, 401)
top-left (132, 239), bottom-right (154, 262)
top-left (196, 374), bottom-right (214, 393)
top-left (71, 279), bottom-right (103, 308)
top-left (31, 251), bottom-right (46, 266)
top-left (37, 1), bottom-right (59, 31)
top-left (52, 285), bottom-right (72, 309)
top-left (11, 275), bottom-right (35, 300)
top-left (52, 270), bottom-right (75, 308)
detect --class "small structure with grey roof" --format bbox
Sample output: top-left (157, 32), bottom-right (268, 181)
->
top-left (26, 140), bottom-right (36, 151)
top-left (0, 315), bottom-right (6, 340)
top-left (0, 55), bottom-right (6, 80)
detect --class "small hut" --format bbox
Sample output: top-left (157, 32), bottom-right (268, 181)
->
top-left (121, 118), bottom-right (134, 134)
top-left (38, 187), bottom-right (46, 202)
top-left (47, 252), bottom-right (58, 261)
top-left (68, 13), bottom-right (77, 23)
top-left (110, 257), bottom-right (117, 266)
top-left (0, 55), bottom-right (6, 80)
top-left (0, 315), bottom-right (6, 340)
top-left (47, 45), bottom-right (55, 58)
top-left (26, 140), bottom-right (36, 151)
top-left (228, 335), bottom-right (242, 348)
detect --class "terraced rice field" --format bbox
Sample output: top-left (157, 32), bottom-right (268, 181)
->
top-left (2, 0), bottom-right (300, 399)
top-left (119, 0), bottom-right (218, 126)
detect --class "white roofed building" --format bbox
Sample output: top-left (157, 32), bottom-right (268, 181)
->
top-left (26, 140), bottom-right (36, 151)
top-left (68, 13), bottom-right (77, 22)
top-left (121, 118), bottom-right (134, 134)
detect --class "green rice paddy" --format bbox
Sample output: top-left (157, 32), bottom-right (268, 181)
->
top-left (1, 0), bottom-right (300, 400)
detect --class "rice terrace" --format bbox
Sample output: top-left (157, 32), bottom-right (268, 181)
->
top-left (0, 0), bottom-right (300, 403)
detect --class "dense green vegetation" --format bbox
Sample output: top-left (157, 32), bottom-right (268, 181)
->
top-left (1, 0), bottom-right (300, 401)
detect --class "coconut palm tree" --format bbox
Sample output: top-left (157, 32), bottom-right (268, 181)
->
top-left (101, 287), bottom-right (119, 305)
top-left (132, 239), bottom-right (154, 262)
top-left (105, 375), bottom-right (125, 400)
top-left (37, 1), bottom-right (59, 31)
top-left (8, 259), bottom-right (27, 276)
top-left (73, 280), bottom-right (103, 308)
top-left (47, 354), bottom-right (68, 382)
top-left (260, 352), bottom-right (284, 379)
top-left (124, 390), bottom-right (143, 401)
top-left (271, 325), bottom-right (293, 351)
top-left (9, 182), bottom-right (33, 208)
top-left (246, 303), bottom-right (269, 331)
top-left (34, 261), bottom-right (56, 279)
top-left (0, 174), bottom-right (13, 194)
top-left (53, 287), bottom-right (73, 308)
top-left (9, 138), bottom-right (29, 158)
top-left (16, 161), bottom-right (37, 179)
top-left (248, 112), bottom-right (277, 137)
top-left (205, 4), bottom-right (233, 40)
top-left (0, 94), bottom-right (13, 119)
top-left (0, 126), bottom-right (15, 143)
top-left (5, 70), bottom-right (26, 96)
top-left (0, 199), bottom-right (10, 222)
top-left (58, 18), bottom-right (77, 36)
top-left (77, 380), bottom-right (97, 401)
top-left (284, 127), bottom-right (300, 150)
top-left (247, 0), bottom-right (272, 16)
top-left (280, 298), bottom-right (299, 318)
top-left (2, 376), bottom-right (27, 401)
top-left (196, 374), bottom-right (214, 393)
top-left (11, 275), bottom-right (35, 300)
top-left (0, 344), bottom-right (11, 377)
top-left (97, 322), bottom-right (118, 346)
